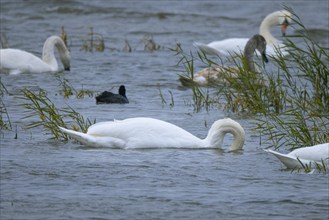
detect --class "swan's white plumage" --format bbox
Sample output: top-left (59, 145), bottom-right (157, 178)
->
top-left (194, 10), bottom-right (292, 57)
top-left (1, 49), bottom-right (53, 74)
top-left (0, 36), bottom-right (70, 74)
top-left (264, 143), bottom-right (329, 169)
top-left (194, 38), bottom-right (249, 56)
top-left (59, 117), bottom-right (245, 150)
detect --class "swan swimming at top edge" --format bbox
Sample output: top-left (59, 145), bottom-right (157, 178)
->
top-left (0, 35), bottom-right (70, 75)
top-left (59, 117), bottom-right (245, 150)
top-left (193, 10), bottom-right (292, 57)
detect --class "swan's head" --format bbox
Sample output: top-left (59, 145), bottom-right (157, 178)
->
top-left (278, 10), bottom-right (292, 36)
top-left (253, 34), bottom-right (268, 63)
top-left (205, 118), bottom-right (245, 151)
top-left (259, 10), bottom-right (292, 44)
top-left (58, 45), bottom-right (71, 71)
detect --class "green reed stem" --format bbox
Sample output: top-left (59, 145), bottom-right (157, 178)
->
top-left (19, 88), bottom-right (95, 140)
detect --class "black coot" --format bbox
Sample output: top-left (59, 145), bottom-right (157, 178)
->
top-left (96, 85), bottom-right (129, 104)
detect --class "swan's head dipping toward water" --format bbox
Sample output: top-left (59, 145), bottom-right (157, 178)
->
top-left (59, 47), bottom-right (71, 71)
top-left (42, 36), bottom-right (70, 71)
top-left (244, 34), bottom-right (268, 72)
top-left (204, 118), bottom-right (245, 151)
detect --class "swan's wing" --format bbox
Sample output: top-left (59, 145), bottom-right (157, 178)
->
top-left (0, 49), bottom-right (52, 74)
top-left (87, 120), bottom-right (118, 135)
top-left (194, 38), bottom-right (253, 56)
top-left (207, 38), bottom-right (249, 55)
top-left (264, 149), bottom-right (305, 169)
top-left (266, 44), bottom-right (289, 57)
top-left (289, 143), bottom-right (329, 162)
top-left (59, 126), bottom-right (125, 148)
top-left (193, 42), bottom-right (221, 55)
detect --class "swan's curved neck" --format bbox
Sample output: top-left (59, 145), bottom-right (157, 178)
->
top-left (42, 36), bottom-right (69, 71)
top-left (243, 39), bottom-right (259, 72)
top-left (244, 46), bottom-right (256, 72)
top-left (259, 11), bottom-right (281, 46)
top-left (204, 119), bottom-right (245, 151)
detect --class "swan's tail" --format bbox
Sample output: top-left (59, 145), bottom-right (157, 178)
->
top-left (264, 149), bottom-right (306, 169)
top-left (59, 126), bottom-right (125, 148)
top-left (178, 75), bottom-right (197, 87)
top-left (59, 126), bottom-right (94, 146)
top-left (193, 42), bottom-right (219, 55)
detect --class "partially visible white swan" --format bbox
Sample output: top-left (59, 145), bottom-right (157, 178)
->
top-left (264, 143), bottom-right (329, 169)
top-left (193, 10), bottom-right (292, 57)
top-left (0, 35), bottom-right (70, 75)
top-left (180, 34), bottom-right (268, 86)
top-left (59, 117), bottom-right (245, 150)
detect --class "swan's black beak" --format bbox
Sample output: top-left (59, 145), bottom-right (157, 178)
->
top-left (262, 52), bottom-right (269, 63)
top-left (65, 66), bottom-right (70, 71)
top-left (281, 18), bottom-right (289, 37)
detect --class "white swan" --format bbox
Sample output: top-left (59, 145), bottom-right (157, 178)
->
top-left (180, 34), bottom-right (268, 86)
top-left (193, 10), bottom-right (292, 57)
top-left (59, 117), bottom-right (245, 150)
top-left (0, 35), bottom-right (70, 75)
top-left (264, 143), bottom-right (329, 169)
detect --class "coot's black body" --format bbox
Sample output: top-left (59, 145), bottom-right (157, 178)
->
top-left (96, 85), bottom-right (129, 104)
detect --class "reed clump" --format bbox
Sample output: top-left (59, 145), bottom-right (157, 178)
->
top-left (0, 78), bottom-right (11, 130)
top-left (57, 77), bottom-right (93, 99)
top-left (254, 9), bottom-right (329, 150)
top-left (60, 26), bottom-right (68, 48)
top-left (174, 8), bottom-right (328, 152)
top-left (19, 88), bottom-right (95, 140)
top-left (293, 158), bottom-right (328, 174)
top-left (158, 85), bottom-right (175, 108)
top-left (174, 44), bottom-right (221, 112)
top-left (81, 27), bottom-right (105, 52)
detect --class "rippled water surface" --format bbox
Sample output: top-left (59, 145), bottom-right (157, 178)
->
top-left (1, 1), bottom-right (329, 219)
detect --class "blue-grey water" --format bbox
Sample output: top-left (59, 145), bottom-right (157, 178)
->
top-left (1, 1), bottom-right (329, 219)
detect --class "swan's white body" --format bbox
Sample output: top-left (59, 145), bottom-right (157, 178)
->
top-left (194, 10), bottom-right (292, 57)
top-left (264, 143), bottom-right (329, 169)
top-left (0, 36), bottom-right (70, 74)
top-left (59, 117), bottom-right (245, 150)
